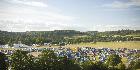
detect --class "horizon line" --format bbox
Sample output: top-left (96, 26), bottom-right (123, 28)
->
top-left (1, 29), bottom-right (139, 32)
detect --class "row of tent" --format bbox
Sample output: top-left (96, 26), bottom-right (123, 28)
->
top-left (1, 47), bottom-right (139, 63)
top-left (0, 44), bottom-right (31, 48)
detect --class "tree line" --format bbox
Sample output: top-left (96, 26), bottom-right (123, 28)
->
top-left (0, 29), bottom-right (140, 46)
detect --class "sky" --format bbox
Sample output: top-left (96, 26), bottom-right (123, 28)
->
top-left (0, 0), bottom-right (140, 32)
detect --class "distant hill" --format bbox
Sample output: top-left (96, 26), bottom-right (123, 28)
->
top-left (0, 29), bottom-right (140, 46)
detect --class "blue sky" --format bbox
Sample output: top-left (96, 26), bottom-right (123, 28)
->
top-left (0, 0), bottom-right (140, 32)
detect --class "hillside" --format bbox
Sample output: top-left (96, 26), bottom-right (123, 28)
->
top-left (0, 29), bottom-right (140, 46)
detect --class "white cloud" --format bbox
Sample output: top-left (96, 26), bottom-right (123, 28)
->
top-left (103, 1), bottom-right (131, 9)
top-left (0, 0), bottom-right (78, 32)
top-left (130, 0), bottom-right (140, 6)
top-left (6, 0), bottom-right (48, 7)
top-left (90, 24), bottom-right (140, 32)
top-left (102, 0), bottom-right (140, 9)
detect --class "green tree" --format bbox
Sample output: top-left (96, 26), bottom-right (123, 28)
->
top-left (59, 56), bottom-right (81, 70)
top-left (0, 52), bottom-right (8, 70)
top-left (81, 61), bottom-right (108, 70)
top-left (37, 50), bottom-right (81, 70)
top-left (37, 50), bottom-right (58, 70)
top-left (8, 38), bottom-right (13, 47)
top-left (134, 60), bottom-right (140, 69)
top-left (11, 50), bottom-right (36, 70)
top-left (128, 60), bottom-right (140, 70)
top-left (117, 63), bottom-right (126, 70)
top-left (106, 54), bottom-right (122, 68)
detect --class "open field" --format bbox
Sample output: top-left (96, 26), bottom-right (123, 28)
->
top-left (39, 41), bottom-right (140, 49)
top-left (24, 41), bottom-right (140, 49)
top-left (64, 41), bottom-right (140, 49)
top-left (1, 41), bottom-right (140, 50)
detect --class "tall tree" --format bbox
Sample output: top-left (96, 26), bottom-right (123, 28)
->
top-left (11, 50), bottom-right (36, 70)
top-left (106, 54), bottom-right (122, 68)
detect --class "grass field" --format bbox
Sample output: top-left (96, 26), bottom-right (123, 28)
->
top-left (1, 41), bottom-right (140, 50)
top-left (65, 41), bottom-right (140, 49)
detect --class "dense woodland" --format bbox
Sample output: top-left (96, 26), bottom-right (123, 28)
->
top-left (0, 29), bottom-right (140, 46)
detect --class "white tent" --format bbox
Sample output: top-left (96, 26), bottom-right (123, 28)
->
top-left (12, 43), bottom-right (31, 48)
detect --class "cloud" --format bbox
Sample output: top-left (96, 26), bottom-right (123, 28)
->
top-left (130, 0), bottom-right (140, 6)
top-left (6, 0), bottom-right (48, 7)
top-left (90, 24), bottom-right (140, 32)
top-left (0, 0), bottom-right (78, 32)
top-left (102, 1), bottom-right (131, 9)
top-left (102, 0), bottom-right (140, 9)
